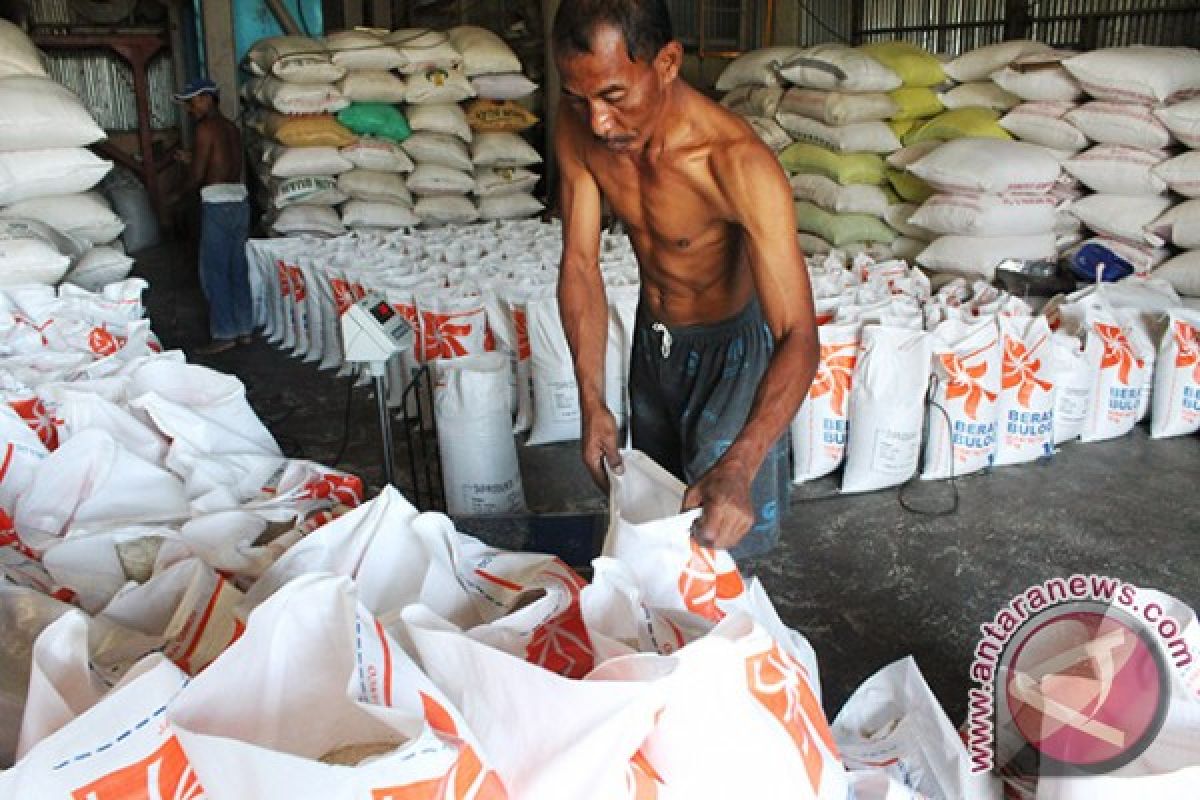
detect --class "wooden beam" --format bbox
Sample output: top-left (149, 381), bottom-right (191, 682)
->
top-left (200, 0), bottom-right (238, 120)
top-left (542, 0), bottom-right (561, 208)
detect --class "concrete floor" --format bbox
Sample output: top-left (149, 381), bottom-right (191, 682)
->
top-left (139, 239), bottom-right (1199, 724)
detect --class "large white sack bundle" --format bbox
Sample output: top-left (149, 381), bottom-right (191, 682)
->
top-left (386, 28), bottom-right (463, 72)
top-left (0, 19), bottom-right (47, 78)
top-left (471, 72), bottom-right (538, 100)
top-left (992, 314), bottom-right (1055, 466)
top-left (791, 174), bottom-right (890, 217)
top-left (449, 25), bottom-right (522, 76)
top-left (791, 322), bottom-right (860, 483)
top-left (407, 102), bottom-right (473, 142)
top-left (340, 136), bottom-right (414, 172)
top-left (945, 40), bottom-right (1053, 83)
top-left (0, 148), bottom-right (111, 205)
top-left (63, 246), bottom-right (135, 292)
top-left (244, 35), bottom-right (344, 83)
top-left (270, 175), bottom-right (346, 209)
top-left (908, 139), bottom-right (1060, 195)
top-left (775, 115), bottom-right (901, 154)
top-left (1063, 46), bottom-right (1200, 105)
top-left (920, 317), bottom-right (1001, 481)
top-left (414, 195), bottom-right (479, 226)
top-left (0, 76), bottom-right (104, 151)
top-left (270, 204), bottom-right (345, 237)
top-left (341, 199), bottom-right (419, 229)
top-left (999, 101), bottom-right (1089, 151)
top-left (471, 131), bottom-right (543, 168)
top-left (401, 131), bottom-right (473, 172)
top-left (0, 403), bottom-right (49, 512)
top-left (910, 193), bottom-right (1058, 237)
top-left (434, 353), bottom-right (526, 514)
top-left (1145, 199), bottom-right (1200, 249)
top-left (1151, 309), bottom-right (1200, 439)
top-left (251, 75), bottom-right (347, 115)
top-left (917, 234), bottom-right (1057, 279)
top-left (1068, 193), bottom-right (1174, 245)
top-left (0, 218), bottom-right (76, 286)
top-left (474, 166), bottom-right (539, 197)
top-left (884, 202), bottom-right (935, 240)
top-left (0, 192), bottom-right (123, 245)
top-left (403, 64), bottom-right (475, 104)
top-left (337, 168), bottom-right (412, 205)
top-left (526, 293), bottom-right (579, 445)
top-left (478, 192), bottom-right (544, 221)
top-left (336, 69), bottom-right (407, 103)
top-left (777, 87), bottom-right (896, 126)
top-left (989, 50), bottom-right (1083, 103)
top-left (1080, 305), bottom-right (1153, 443)
top-left (937, 81), bottom-right (1020, 112)
top-left (406, 163), bottom-right (475, 196)
top-left (780, 44), bottom-right (901, 92)
top-left (1062, 144), bottom-right (1168, 195)
top-left (1154, 151), bottom-right (1200, 198)
top-left (323, 29), bottom-right (405, 70)
top-left (1064, 101), bottom-right (1174, 150)
top-left (1154, 97), bottom-right (1200, 148)
top-left (715, 46), bottom-right (804, 91)
top-left (722, 85), bottom-right (785, 118)
top-left (842, 325), bottom-right (931, 494)
top-left (1152, 251), bottom-right (1200, 297)
top-left (1047, 330), bottom-right (1091, 444)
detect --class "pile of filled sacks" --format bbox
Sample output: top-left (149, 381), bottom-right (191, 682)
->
top-left (242, 26), bottom-right (544, 238)
top-left (0, 20), bottom-right (135, 291)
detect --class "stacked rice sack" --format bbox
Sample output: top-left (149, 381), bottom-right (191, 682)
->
top-left (0, 20), bottom-right (132, 291)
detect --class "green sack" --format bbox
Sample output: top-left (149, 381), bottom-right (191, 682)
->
top-left (778, 142), bottom-right (886, 186)
top-left (904, 108), bottom-right (1012, 144)
top-left (889, 87), bottom-right (944, 121)
top-left (336, 103), bottom-right (411, 143)
top-left (860, 41), bottom-right (946, 88)
top-left (794, 201), bottom-right (896, 246)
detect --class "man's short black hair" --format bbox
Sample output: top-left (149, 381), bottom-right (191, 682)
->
top-left (552, 0), bottom-right (674, 65)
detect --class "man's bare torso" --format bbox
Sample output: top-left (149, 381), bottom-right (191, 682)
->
top-left (197, 114), bottom-right (242, 186)
top-left (571, 86), bottom-right (760, 326)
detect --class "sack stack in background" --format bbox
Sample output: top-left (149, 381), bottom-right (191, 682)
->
top-left (0, 20), bottom-right (133, 290)
top-left (243, 25), bottom-right (544, 238)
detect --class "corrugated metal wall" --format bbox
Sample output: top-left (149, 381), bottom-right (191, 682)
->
top-left (44, 52), bottom-right (180, 132)
top-left (857, 0), bottom-right (1006, 52)
top-left (1027, 0), bottom-right (1200, 49)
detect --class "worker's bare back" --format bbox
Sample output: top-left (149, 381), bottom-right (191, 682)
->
top-left (195, 114), bottom-right (242, 186)
top-left (566, 85), bottom-right (765, 326)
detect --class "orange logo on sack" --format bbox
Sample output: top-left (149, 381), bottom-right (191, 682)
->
top-left (299, 471), bottom-right (365, 506)
top-left (1174, 321), bottom-right (1200, 381)
top-left (526, 564), bottom-right (594, 678)
top-left (9, 396), bottom-right (59, 450)
top-left (331, 279), bottom-right (356, 315)
top-left (678, 539), bottom-right (745, 622)
top-left (940, 347), bottom-right (998, 421)
top-left (511, 307), bottom-right (531, 361)
top-left (745, 644), bottom-right (838, 796)
top-left (71, 735), bottom-right (204, 800)
top-left (1095, 323), bottom-right (1143, 386)
top-left (625, 751), bottom-right (662, 800)
top-left (1002, 338), bottom-right (1052, 408)
top-left (288, 266), bottom-right (306, 303)
top-left (88, 327), bottom-right (125, 357)
top-left (275, 260), bottom-right (290, 297)
top-left (809, 342), bottom-right (857, 416)
top-left (420, 310), bottom-right (478, 361)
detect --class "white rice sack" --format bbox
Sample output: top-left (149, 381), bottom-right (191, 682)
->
top-left (1150, 309), bottom-right (1200, 439)
top-left (526, 293), bottom-right (581, 445)
top-left (269, 145), bottom-right (355, 177)
top-left (471, 132), bottom-right (542, 168)
top-left (989, 50), bottom-right (1083, 103)
top-left (473, 166), bottom-right (539, 197)
top-left (413, 195), bottom-right (479, 226)
top-left (884, 203), bottom-right (934, 240)
top-left (1068, 193), bottom-right (1174, 245)
top-left (1152, 251), bottom-right (1200, 297)
top-left (245, 36), bottom-right (344, 84)
top-left (0, 148), bottom-right (111, 205)
top-left (1062, 145), bottom-right (1169, 195)
top-left (323, 30), bottom-right (405, 71)
top-left (1154, 98), bottom-right (1200, 149)
top-left (1047, 330), bottom-right (1092, 444)
top-left (337, 169), bottom-right (413, 206)
top-left (910, 193), bottom-right (1058, 237)
top-left (406, 163), bottom-right (475, 196)
top-left (448, 25), bottom-right (522, 76)
top-left (886, 141), bottom-right (940, 171)
top-left (775, 115), bottom-right (901, 154)
top-left (386, 29), bottom-right (462, 72)
top-left (1064, 101), bottom-right (1174, 150)
top-left (999, 101), bottom-right (1089, 151)
top-left (945, 40), bottom-right (1052, 82)
top-left (1063, 46), bottom-right (1200, 105)
top-left (715, 46), bottom-right (804, 91)
top-left (478, 192), bottom-right (543, 221)
top-left (337, 70), bottom-right (407, 103)
top-left (917, 234), bottom-right (1057, 279)
top-left (1154, 151), bottom-right (1200, 199)
top-left (1080, 306), bottom-right (1152, 443)
top-left (1144, 199), bottom-right (1200, 249)
top-left (907, 139), bottom-right (1061, 195)
top-left (401, 131), bottom-right (473, 172)
top-left (434, 353), bottom-right (526, 514)
top-left (0, 76), bottom-right (105, 151)
top-left (341, 137), bottom-right (414, 173)
top-left (341, 199), bottom-right (419, 229)
top-left (841, 325), bottom-right (931, 493)
top-left (791, 321), bottom-right (860, 483)
top-left (745, 117), bottom-right (792, 152)
top-left (471, 73), bottom-right (538, 100)
top-left (937, 81), bottom-right (1020, 112)
top-left (63, 246), bottom-right (135, 292)
top-left (890, 236), bottom-right (925, 262)
top-left (921, 317), bottom-right (1002, 480)
top-left (776, 88), bottom-right (896, 126)
top-left (992, 314), bottom-right (1055, 466)
top-left (407, 103), bottom-right (473, 143)
top-left (780, 44), bottom-right (901, 92)
top-left (722, 86), bottom-right (785, 118)
top-left (0, 218), bottom-right (75, 285)
top-left (791, 174), bottom-right (890, 217)
top-left (404, 65), bottom-right (475, 104)
top-left (0, 192), bottom-right (123, 245)
top-left (0, 19), bottom-right (47, 78)
top-left (253, 75), bottom-right (347, 115)
top-left (270, 204), bottom-right (345, 237)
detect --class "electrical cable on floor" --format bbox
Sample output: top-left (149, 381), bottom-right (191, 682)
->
top-left (898, 375), bottom-right (961, 517)
top-left (330, 375), bottom-right (357, 469)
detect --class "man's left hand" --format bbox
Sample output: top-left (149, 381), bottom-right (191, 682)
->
top-left (682, 460), bottom-right (755, 551)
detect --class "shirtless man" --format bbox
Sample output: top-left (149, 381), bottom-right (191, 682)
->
top-left (174, 78), bottom-right (254, 355)
top-left (552, 0), bottom-right (819, 560)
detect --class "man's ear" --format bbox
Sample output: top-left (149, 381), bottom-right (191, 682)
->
top-left (654, 40), bottom-right (683, 84)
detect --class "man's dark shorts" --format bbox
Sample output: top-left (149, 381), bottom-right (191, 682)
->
top-left (628, 296), bottom-right (789, 561)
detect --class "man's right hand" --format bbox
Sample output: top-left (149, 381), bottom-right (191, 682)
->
top-left (581, 406), bottom-right (623, 492)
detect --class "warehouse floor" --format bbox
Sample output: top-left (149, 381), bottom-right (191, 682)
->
top-left (137, 239), bottom-right (1199, 724)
